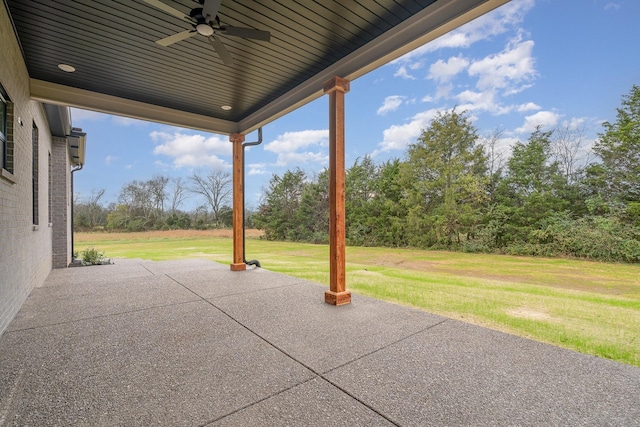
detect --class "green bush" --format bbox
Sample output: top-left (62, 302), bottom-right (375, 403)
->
top-left (80, 247), bottom-right (110, 265)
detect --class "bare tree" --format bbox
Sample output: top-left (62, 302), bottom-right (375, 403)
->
top-left (168, 177), bottom-right (188, 214)
top-left (481, 127), bottom-right (506, 196)
top-left (148, 175), bottom-right (169, 219)
top-left (119, 180), bottom-right (154, 219)
top-left (552, 122), bottom-right (591, 184)
top-left (189, 169), bottom-right (232, 223)
top-left (87, 188), bottom-right (106, 228)
top-left (73, 188), bottom-right (106, 229)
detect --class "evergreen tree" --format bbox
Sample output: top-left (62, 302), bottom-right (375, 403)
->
top-left (401, 109), bottom-right (488, 247)
top-left (295, 169), bottom-right (329, 243)
top-left (346, 156), bottom-right (378, 245)
top-left (588, 85), bottom-right (640, 204)
top-left (497, 128), bottom-right (567, 243)
top-left (254, 168), bottom-right (307, 240)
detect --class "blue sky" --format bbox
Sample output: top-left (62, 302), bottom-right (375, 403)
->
top-left (71, 0), bottom-right (640, 211)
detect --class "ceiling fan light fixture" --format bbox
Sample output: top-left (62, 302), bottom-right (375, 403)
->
top-left (58, 63), bottom-right (76, 72)
top-left (196, 23), bottom-right (214, 36)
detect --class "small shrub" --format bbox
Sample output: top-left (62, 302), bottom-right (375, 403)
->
top-left (80, 247), bottom-right (111, 265)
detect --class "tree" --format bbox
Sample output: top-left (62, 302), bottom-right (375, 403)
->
top-left (497, 127), bottom-right (567, 243)
top-left (254, 168), bottom-right (307, 240)
top-left (401, 109), bottom-right (488, 246)
top-left (588, 85), bottom-right (640, 203)
top-left (295, 169), bottom-right (329, 243)
top-left (481, 127), bottom-right (506, 200)
top-left (369, 159), bottom-right (408, 246)
top-left (168, 177), bottom-right (188, 214)
top-left (346, 156), bottom-right (378, 245)
top-left (73, 188), bottom-right (108, 230)
top-left (189, 169), bottom-right (232, 225)
top-left (552, 122), bottom-right (590, 185)
top-left (115, 180), bottom-right (156, 230)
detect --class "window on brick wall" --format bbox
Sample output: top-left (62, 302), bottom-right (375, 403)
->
top-left (33, 123), bottom-right (39, 225)
top-left (1, 83), bottom-right (14, 174)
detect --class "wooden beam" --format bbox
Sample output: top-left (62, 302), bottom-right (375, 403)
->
top-left (230, 133), bottom-right (246, 271)
top-left (323, 76), bottom-right (351, 306)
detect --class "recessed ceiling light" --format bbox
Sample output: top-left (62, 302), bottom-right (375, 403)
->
top-left (221, 105), bottom-right (232, 110)
top-left (58, 64), bottom-right (76, 72)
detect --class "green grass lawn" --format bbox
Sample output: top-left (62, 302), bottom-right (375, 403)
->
top-left (76, 231), bottom-right (640, 367)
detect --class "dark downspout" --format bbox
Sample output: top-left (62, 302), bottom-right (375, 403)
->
top-left (70, 164), bottom-right (83, 262)
top-left (242, 128), bottom-right (262, 267)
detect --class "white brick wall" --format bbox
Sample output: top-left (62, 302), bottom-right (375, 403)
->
top-left (0, 2), bottom-right (66, 335)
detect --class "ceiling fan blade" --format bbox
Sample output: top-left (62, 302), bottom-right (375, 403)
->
top-left (143, 0), bottom-right (191, 23)
top-left (219, 26), bottom-right (271, 42)
top-left (209, 35), bottom-right (234, 65)
top-left (202, 0), bottom-right (222, 23)
top-left (156, 30), bottom-right (197, 46)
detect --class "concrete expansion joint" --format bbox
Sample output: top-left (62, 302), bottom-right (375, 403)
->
top-left (317, 375), bottom-right (401, 427)
top-left (320, 318), bottom-right (450, 377)
top-left (138, 263), bottom-right (157, 275)
top-left (203, 376), bottom-right (320, 426)
top-left (199, 294), bottom-right (444, 427)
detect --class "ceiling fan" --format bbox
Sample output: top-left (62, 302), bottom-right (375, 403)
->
top-left (144, 0), bottom-right (271, 65)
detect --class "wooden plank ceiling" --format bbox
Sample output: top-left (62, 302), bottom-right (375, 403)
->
top-left (5, 0), bottom-right (509, 134)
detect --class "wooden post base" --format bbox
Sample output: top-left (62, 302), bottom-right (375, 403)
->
top-left (230, 263), bottom-right (247, 271)
top-left (324, 290), bottom-right (351, 306)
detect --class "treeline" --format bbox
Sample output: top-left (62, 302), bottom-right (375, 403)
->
top-left (74, 170), bottom-right (257, 231)
top-left (254, 86), bottom-right (640, 263)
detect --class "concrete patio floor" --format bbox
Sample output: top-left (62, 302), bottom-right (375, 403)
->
top-left (1, 258), bottom-right (639, 426)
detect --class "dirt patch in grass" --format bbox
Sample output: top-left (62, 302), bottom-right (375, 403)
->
top-left (355, 251), bottom-right (639, 297)
top-left (76, 229), bottom-right (264, 242)
top-left (506, 308), bottom-right (553, 321)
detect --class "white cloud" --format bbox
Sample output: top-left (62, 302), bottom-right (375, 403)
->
top-left (435, 83), bottom-right (454, 99)
top-left (373, 108), bottom-right (440, 155)
top-left (104, 155), bottom-right (118, 165)
top-left (517, 102), bottom-right (541, 112)
top-left (561, 117), bottom-right (587, 130)
top-left (454, 90), bottom-right (511, 115)
top-left (264, 129), bottom-right (329, 166)
top-left (604, 2), bottom-right (621, 11)
top-left (468, 36), bottom-right (536, 93)
top-left (151, 131), bottom-right (231, 168)
top-left (428, 55), bottom-right (470, 83)
top-left (248, 163), bottom-right (268, 176)
top-left (275, 151), bottom-right (329, 166)
top-left (495, 136), bottom-right (521, 155)
top-left (481, 134), bottom-right (521, 159)
top-left (377, 95), bottom-right (406, 115)
top-left (388, 0), bottom-right (539, 127)
top-left (394, 65), bottom-right (416, 80)
top-left (416, 35), bottom-right (538, 118)
top-left (393, 0), bottom-right (534, 64)
top-left (516, 111), bottom-right (561, 134)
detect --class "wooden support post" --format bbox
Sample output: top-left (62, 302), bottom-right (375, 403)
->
top-left (230, 133), bottom-right (246, 271)
top-left (323, 76), bottom-right (351, 306)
